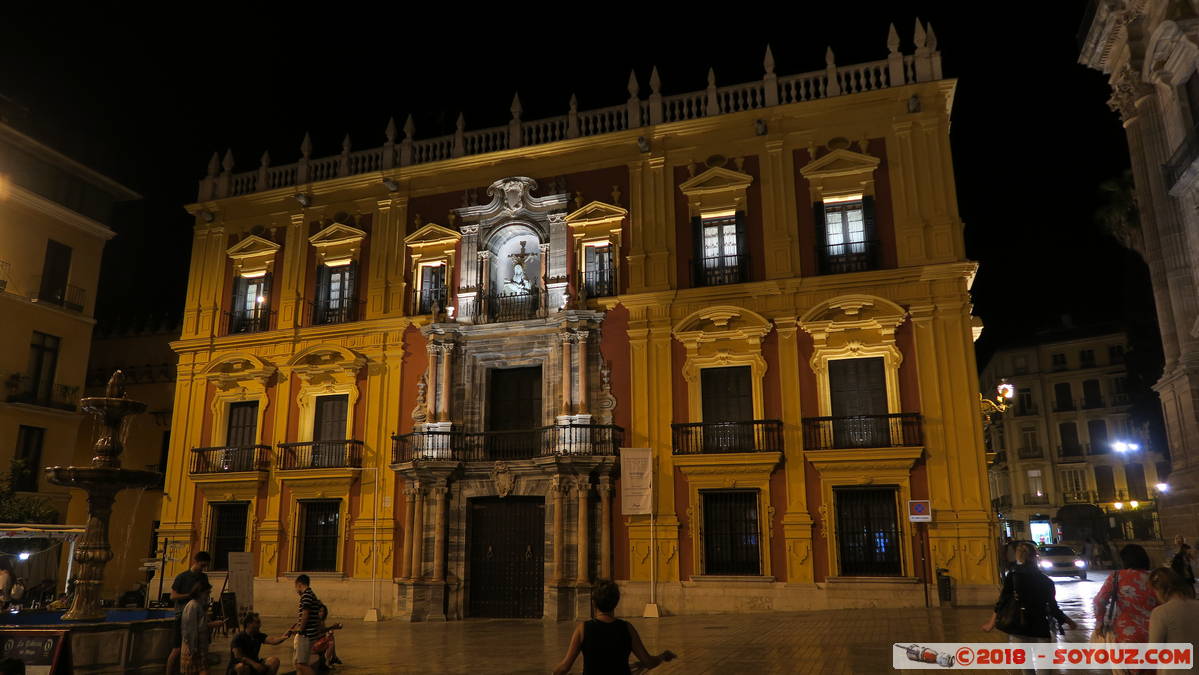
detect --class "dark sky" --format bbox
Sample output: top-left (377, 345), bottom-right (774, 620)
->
top-left (0, 4), bottom-right (1148, 367)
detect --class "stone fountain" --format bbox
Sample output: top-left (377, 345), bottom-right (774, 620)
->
top-left (45, 370), bottom-right (163, 621)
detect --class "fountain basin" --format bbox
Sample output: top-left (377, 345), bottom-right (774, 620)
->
top-left (0, 609), bottom-right (175, 673)
top-left (43, 467), bottom-right (163, 491)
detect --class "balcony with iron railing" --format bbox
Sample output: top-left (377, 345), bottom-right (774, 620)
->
top-left (1017, 445), bottom-right (1044, 460)
top-left (1057, 443), bottom-right (1089, 462)
top-left (223, 307), bottom-right (273, 335)
top-left (692, 255), bottom-right (749, 287)
top-left (1081, 395), bottom-right (1105, 410)
top-left (309, 299), bottom-right (365, 326)
top-left (1062, 489), bottom-right (1098, 504)
top-left (473, 289), bottom-right (545, 323)
top-left (581, 266), bottom-right (617, 299)
top-left (1052, 399), bottom-right (1076, 412)
top-left (991, 495), bottom-right (1013, 511)
top-left (992, 450), bottom-right (1008, 466)
top-left (818, 240), bottom-right (881, 275)
top-left (414, 287), bottom-right (448, 315)
top-left (5, 374), bottom-right (79, 411)
top-left (190, 445), bottom-right (272, 474)
top-left (670, 420), bottom-right (783, 455)
top-left (392, 423), bottom-right (622, 463)
top-left (802, 413), bottom-right (923, 451)
top-left (31, 276), bottom-right (85, 313)
top-left (1111, 392), bottom-right (1131, 406)
top-left (277, 440), bottom-right (363, 470)
top-left (1023, 493), bottom-right (1050, 506)
top-left (1014, 405), bottom-right (1039, 417)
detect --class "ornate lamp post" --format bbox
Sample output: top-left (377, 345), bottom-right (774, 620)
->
top-left (980, 379), bottom-right (1015, 428)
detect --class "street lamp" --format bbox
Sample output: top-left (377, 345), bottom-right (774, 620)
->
top-left (980, 379), bottom-right (1015, 427)
top-left (1112, 441), bottom-right (1141, 453)
top-left (1155, 482), bottom-right (1169, 493)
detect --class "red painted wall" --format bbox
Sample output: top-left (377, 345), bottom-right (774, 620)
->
top-left (599, 306), bottom-right (632, 580)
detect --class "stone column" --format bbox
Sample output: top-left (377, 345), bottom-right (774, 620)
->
top-left (479, 251), bottom-right (491, 297)
top-left (399, 487), bottom-right (416, 580)
top-left (560, 333), bottom-right (573, 416)
top-left (576, 330), bottom-right (591, 415)
top-left (425, 343), bottom-right (438, 423)
top-left (552, 478), bottom-right (566, 584)
top-left (410, 487), bottom-right (425, 580)
top-left (431, 485), bottom-right (448, 582)
top-left (599, 478), bottom-right (612, 580)
top-left (576, 479), bottom-right (590, 584)
top-left (437, 343), bottom-right (453, 422)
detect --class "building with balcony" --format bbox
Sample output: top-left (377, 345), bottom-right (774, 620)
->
top-left (0, 114), bottom-right (139, 542)
top-left (1079, 0), bottom-right (1199, 546)
top-left (981, 326), bottom-right (1167, 544)
top-left (159, 22), bottom-right (997, 620)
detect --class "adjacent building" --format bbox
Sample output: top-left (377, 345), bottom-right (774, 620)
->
top-left (160, 22), bottom-right (999, 620)
top-left (0, 111), bottom-right (139, 585)
top-left (1080, 0), bottom-right (1199, 541)
top-left (981, 327), bottom-right (1167, 546)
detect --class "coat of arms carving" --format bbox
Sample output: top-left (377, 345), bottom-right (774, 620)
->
top-left (491, 461), bottom-right (515, 497)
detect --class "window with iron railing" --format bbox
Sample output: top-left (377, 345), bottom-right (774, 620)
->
top-left (817, 195), bottom-right (879, 274)
top-left (834, 486), bottom-right (902, 576)
top-left (581, 244), bottom-right (616, 298)
top-left (693, 212), bottom-right (747, 287)
top-left (209, 502), bottom-right (248, 571)
top-left (415, 263), bottom-right (447, 314)
top-left (701, 490), bottom-right (761, 575)
top-left (312, 260), bottom-right (359, 325)
top-left (228, 272), bottom-right (271, 333)
top-left (297, 499), bottom-right (340, 572)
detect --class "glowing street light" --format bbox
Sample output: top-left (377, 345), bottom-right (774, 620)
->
top-left (1112, 441), bottom-right (1140, 453)
top-left (1130, 500), bottom-right (1140, 508)
top-left (981, 379), bottom-right (1015, 427)
top-left (1156, 482), bottom-right (1169, 493)
top-left (17, 552), bottom-right (29, 561)
top-left (1113, 502), bottom-right (1124, 510)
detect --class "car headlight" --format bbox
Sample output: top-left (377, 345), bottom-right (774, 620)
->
top-left (1074, 560), bottom-right (1086, 568)
top-left (1039, 560), bottom-right (1052, 569)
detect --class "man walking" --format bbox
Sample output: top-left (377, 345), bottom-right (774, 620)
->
top-left (166, 551), bottom-right (211, 675)
top-left (291, 575), bottom-right (322, 675)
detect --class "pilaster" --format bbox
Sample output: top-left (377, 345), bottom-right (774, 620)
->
top-left (278, 212), bottom-right (308, 329)
top-left (760, 139), bottom-right (800, 279)
top-left (775, 317), bottom-right (814, 583)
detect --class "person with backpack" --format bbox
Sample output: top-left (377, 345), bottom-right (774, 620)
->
top-left (982, 542), bottom-right (1077, 674)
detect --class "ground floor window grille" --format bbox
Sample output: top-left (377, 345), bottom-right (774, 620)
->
top-left (298, 500), bottom-right (340, 572)
top-left (209, 502), bottom-right (249, 571)
top-left (701, 490), bottom-right (760, 575)
top-left (835, 486), bottom-right (902, 576)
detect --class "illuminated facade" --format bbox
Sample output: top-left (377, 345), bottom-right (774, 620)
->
top-left (161, 22), bottom-right (1000, 619)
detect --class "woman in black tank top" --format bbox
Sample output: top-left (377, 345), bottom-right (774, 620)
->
top-left (553, 579), bottom-right (676, 674)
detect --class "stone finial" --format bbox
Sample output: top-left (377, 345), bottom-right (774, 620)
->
top-left (260, 150), bottom-right (270, 167)
top-left (414, 213), bottom-right (422, 227)
top-left (628, 69), bottom-right (639, 98)
top-left (510, 92), bottom-right (523, 120)
top-left (207, 152), bottom-right (220, 177)
top-left (574, 190), bottom-right (584, 210)
top-left (927, 22), bottom-right (938, 50)
top-left (342, 134), bottom-right (352, 152)
top-left (650, 66), bottom-right (661, 94)
top-left (569, 94), bottom-right (578, 112)
top-left (403, 114), bottom-right (415, 138)
top-left (825, 46), bottom-right (835, 67)
top-left (385, 117), bottom-right (397, 143)
top-left (764, 44), bottom-right (775, 75)
top-left (887, 22), bottom-right (900, 53)
top-left (707, 67), bottom-right (716, 87)
top-left (105, 370), bottom-right (127, 398)
top-left (456, 112), bottom-right (465, 131)
top-left (301, 132), bottom-right (312, 159)
top-left (610, 185), bottom-right (622, 206)
top-left (222, 149), bottom-right (234, 173)
top-left (914, 18), bottom-right (927, 49)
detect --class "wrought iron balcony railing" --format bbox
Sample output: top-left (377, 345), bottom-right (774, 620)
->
top-left (992, 450), bottom-right (1008, 466)
top-left (277, 440), bottom-right (364, 469)
top-left (414, 287), bottom-right (448, 315)
top-left (1057, 444), bottom-right (1089, 462)
top-left (392, 423), bottom-right (622, 463)
top-left (1053, 399), bottom-right (1076, 412)
top-left (190, 445), bottom-right (271, 474)
top-left (31, 276), bottom-right (86, 313)
top-left (802, 413), bottom-right (923, 450)
top-left (670, 420), bottom-right (782, 455)
top-left (1062, 489), bottom-right (1097, 504)
top-left (475, 289), bottom-right (545, 323)
top-left (1017, 446), bottom-right (1044, 459)
top-left (1111, 392), bottom-right (1131, 406)
top-left (991, 495), bottom-right (1013, 511)
top-left (581, 267), bottom-right (617, 298)
top-left (309, 299), bottom-right (365, 326)
top-left (1014, 405), bottom-right (1039, 417)
top-left (5, 375), bottom-right (79, 411)
top-left (818, 240), bottom-right (880, 275)
top-left (223, 307), bottom-right (273, 334)
top-left (1081, 396), bottom-right (1105, 410)
top-left (692, 254), bottom-right (748, 287)
top-left (1023, 493), bottom-right (1050, 506)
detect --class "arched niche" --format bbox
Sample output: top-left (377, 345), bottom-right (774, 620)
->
top-left (486, 222), bottom-right (544, 295)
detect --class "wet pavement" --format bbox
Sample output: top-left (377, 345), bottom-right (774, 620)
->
top-left (204, 572), bottom-right (1117, 674)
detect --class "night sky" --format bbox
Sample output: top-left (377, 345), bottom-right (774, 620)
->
top-left (0, 4), bottom-right (1148, 370)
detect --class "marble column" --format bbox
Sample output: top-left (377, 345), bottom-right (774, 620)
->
top-left (437, 343), bottom-right (453, 422)
top-left (399, 487), bottom-right (416, 580)
top-left (576, 330), bottom-right (590, 415)
top-left (599, 479), bottom-right (612, 580)
top-left (560, 333), bottom-right (573, 416)
top-left (576, 479), bottom-right (590, 584)
top-left (424, 344), bottom-right (437, 423)
top-left (552, 478), bottom-right (566, 584)
top-left (410, 488), bottom-right (425, 581)
top-left (431, 485), bottom-right (448, 582)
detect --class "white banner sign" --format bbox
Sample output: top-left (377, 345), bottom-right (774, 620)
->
top-left (620, 447), bottom-right (653, 515)
top-left (226, 551), bottom-right (254, 615)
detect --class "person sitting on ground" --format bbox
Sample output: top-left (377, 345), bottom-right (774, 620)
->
top-left (310, 603), bottom-right (343, 668)
top-left (552, 579), bottom-right (676, 675)
top-left (227, 612), bottom-right (289, 675)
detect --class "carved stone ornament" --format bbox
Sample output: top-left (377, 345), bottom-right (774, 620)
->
top-left (595, 359), bottom-right (616, 424)
top-left (1107, 65), bottom-right (1153, 121)
top-left (491, 461), bottom-right (515, 498)
top-left (411, 373), bottom-right (428, 423)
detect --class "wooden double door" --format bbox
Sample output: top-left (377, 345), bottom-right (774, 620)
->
top-left (467, 497), bottom-right (545, 618)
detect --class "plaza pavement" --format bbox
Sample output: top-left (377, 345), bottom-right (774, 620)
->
top-left (216, 572), bottom-right (1110, 674)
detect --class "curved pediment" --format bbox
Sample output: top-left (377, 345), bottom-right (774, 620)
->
top-left (674, 305), bottom-right (772, 346)
top-left (455, 177), bottom-right (569, 230)
top-left (799, 294), bottom-right (908, 338)
top-left (799, 148), bottom-right (880, 179)
top-left (287, 344), bottom-right (365, 373)
top-left (202, 352), bottom-right (276, 389)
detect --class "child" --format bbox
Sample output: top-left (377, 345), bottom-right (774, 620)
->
top-left (181, 581), bottom-right (223, 675)
top-left (552, 579), bottom-right (676, 674)
top-left (310, 603), bottom-right (343, 668)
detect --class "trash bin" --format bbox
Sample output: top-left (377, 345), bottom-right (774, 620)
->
top-left (936, 567), bottom-right (953, 604)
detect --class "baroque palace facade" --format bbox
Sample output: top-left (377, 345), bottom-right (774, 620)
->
top-left (161, 22), bottom-right (999, 620)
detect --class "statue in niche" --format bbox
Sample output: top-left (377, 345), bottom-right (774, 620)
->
top-left (503, 240), bottom-right (537, 295)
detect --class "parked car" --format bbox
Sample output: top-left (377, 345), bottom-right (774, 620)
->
top-left (1037, 544), bottom-right (1087, 579)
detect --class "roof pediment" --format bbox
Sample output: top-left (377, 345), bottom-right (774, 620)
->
top-left (226, 235), bottom-right (280, 260)
top-left (565, 201), bottom-right (628, 226)
top-left (678, 166), bottom-right (754, 196)
top-left (799, 148), bottom-right (880, 179)
top-left (403, 223), bottom-right (461, 246)
top-left (308, 223), bottom-right (368, 248)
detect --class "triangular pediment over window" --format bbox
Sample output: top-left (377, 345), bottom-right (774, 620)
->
top-left (678, 166), bottom-right (754, 197)
top-left (403, 223), bottom-right (461, 247)
top-left (226, 235), bottom-right (280, 274)
top-left (564, 201), bottom-right (628, 227)
top-left (799, 148), bottom-right (880, 180)
top-left (308, 223), bottom-right (368, 248)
